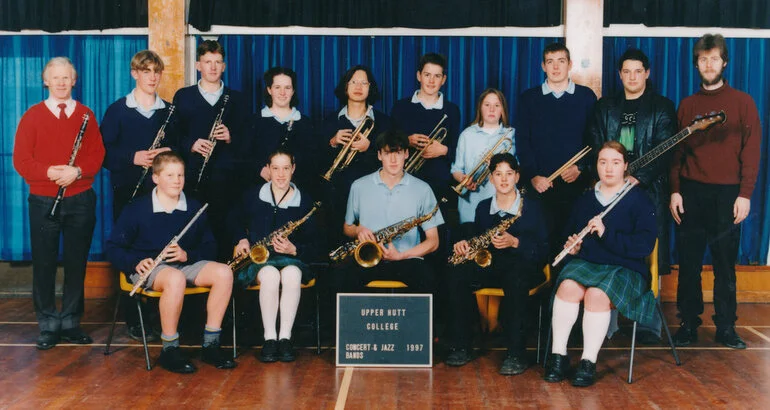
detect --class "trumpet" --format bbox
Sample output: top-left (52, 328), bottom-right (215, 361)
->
top-left (130, 105), bottom-right (175, 201)
top-left (546, 146), bottom-right (591, 183)
top-left (48, 114), bottom-right (89, 221)
top-left (451, 129), bottom-right (513, 196)
top-left (228, 202), bottom-right (321, 273)
top-left (322, 117), bottom-right (375, 181)
top-left (330, 198), bottom-right (446, 268)
top-left (448, 193), bottom-right (524, 267)
top-left (195, 94), bottom-right (229, 190)
top-left (404, 114), bottom-right (448, 174)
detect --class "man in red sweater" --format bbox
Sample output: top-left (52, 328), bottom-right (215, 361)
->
top-left (670, 34), bottom-right (761, 349)
top-left (13, 57), bottom-right (105, 350)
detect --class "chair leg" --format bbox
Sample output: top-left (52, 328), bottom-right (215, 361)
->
top-left (657, 301), bottom-right (681, 365)
top-left (104, 293), bottom-right (121, 355)
top-left (232, 296), bottom-right (237, 359)
top-left (628, 321), bottom-right (637, 384)
top-left (315, 286), bottom-right (322, 355)
top-left (543, 324), bottom-right (552, 367)
top-left (536, 299), bottom-right (543, 364)
top-left (136, 299), bottom-right (152, 371)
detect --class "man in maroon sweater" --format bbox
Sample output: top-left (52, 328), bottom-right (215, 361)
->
top-left (670, 34), bottom-right (761, 349)
top-left (13, 57), bottom-right (105, 350)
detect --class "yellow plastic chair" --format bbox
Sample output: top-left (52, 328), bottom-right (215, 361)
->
top-left (104, 272), bottom-right (236, 370)
top-left (365, 280), bottom-right (409, 290)
top-left (474, 265), bottom-right (552, 363)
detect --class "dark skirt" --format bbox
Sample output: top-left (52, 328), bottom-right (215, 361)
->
top-left (236, 255), bottom-right (313, 287)
top-left (556, 258), bottom-right (656, 325)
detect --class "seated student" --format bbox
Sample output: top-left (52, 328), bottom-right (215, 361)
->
top-left (445, 153), bottom-right (547, 375)
top-left (107, 151), bottom-right (236, 374)
top-left (334, 130), bottom-right (444, 293)
top-left (231, 149), bottom-right (319, 363)
top-left (450, 88), bottom-right (515, 235)
top-left (544, 141), bottom-right (657, 387)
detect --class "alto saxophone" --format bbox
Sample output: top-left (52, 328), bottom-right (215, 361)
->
top-left (330, 198), bottom-right (446, 268)
top-left (195, 94), bottom-right (229, 190)
top-left (448, 193), bottom-right (524, 267)
top-left (228, 202), bottom-right (322, 273)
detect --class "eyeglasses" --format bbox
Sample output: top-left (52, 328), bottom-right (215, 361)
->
top-left (348, 80), bottom-right (370, 87)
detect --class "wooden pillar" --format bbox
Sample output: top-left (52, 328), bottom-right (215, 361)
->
top-left (564, 0), bottom-right (604, 97)
top-left (148, 0), bottom-right (187, 101)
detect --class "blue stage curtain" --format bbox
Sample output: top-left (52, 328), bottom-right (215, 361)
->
top-left (0, 35), bottom-right (147, 260)
top-left (603, 37), bottom-right (770, 265)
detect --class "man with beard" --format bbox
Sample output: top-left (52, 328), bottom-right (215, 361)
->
top-left (670, 34), bottom-right (761, 349)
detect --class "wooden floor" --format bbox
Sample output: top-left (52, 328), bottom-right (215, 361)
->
top-left (1, 298), bottom-right (770, 409)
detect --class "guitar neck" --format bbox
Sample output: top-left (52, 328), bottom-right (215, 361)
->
top-left (628, 127), bottom-right (691, 176)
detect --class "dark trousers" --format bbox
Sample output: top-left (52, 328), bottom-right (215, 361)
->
top-left (333, 258), bottom-right (435, 294)
top-left (28, 189), bottom-right (96, 332)
top-left (187, 175), bottom-right (239, 262)
top-left (526, 179), bottom-right (583, 259)
top-left (446, 253), bottom-right (540, 354)
top-left (676, 179), bottom-right (741, 329)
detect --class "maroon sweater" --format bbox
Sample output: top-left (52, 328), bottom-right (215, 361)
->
top-left (671, 83), bottom-right (761, 198)
top-left (13, 102), bottom-right (105, 197)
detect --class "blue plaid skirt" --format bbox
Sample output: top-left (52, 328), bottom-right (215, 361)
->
top-left (236, 255), bottom-right (312, 287)
top-left (556, 258), bottom-right (656, 324)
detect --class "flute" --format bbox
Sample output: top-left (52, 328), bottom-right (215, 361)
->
top-left (130, 203), bottom-right (209, 296)
top-left (47, 114), bottom-right (90, 221)
top-left (552, 180), bottom-right (638, 266)
top-left (129, 105), bottom-right (175, 201)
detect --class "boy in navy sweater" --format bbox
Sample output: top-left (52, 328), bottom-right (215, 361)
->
top-left (444, 153), bottom-right (548, 375)
top-left (107, 151), bottom-right (236, 374)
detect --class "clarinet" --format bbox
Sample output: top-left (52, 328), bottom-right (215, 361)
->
top-left (129, 105), bottom-right (175, 201)
top-left (47, 114), bottom-right (90, 221)
top-left (130, 203), bottom-right (209, 296)
top-left (195, 95), bottom-right (229, 191)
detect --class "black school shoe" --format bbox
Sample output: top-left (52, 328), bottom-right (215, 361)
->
top-left (571, 359), bottom-right (597, 387)
top-left (278, 339), bottom-right (296, 362)
top-left (672, 323), bottom-right (698, 347)
top-left (260, 339), bottom-right (279, 363)
top-left (201, 344), bottom-right (237, 369)
top-left (543, 353), bottom-right (570, 382)
top-left (128, 325), bottom-right (160, 343)
top-left (60, 327), bottom-right (93, 344)
top-left (715, 327), bottom-right (747, 349)
top-left (158, 346), bottom-right (196, 374)
top-left (36, 331), bottom-right (59, 350)
top-left (445, 347), bottom-right (472, 367)
top-left (499, 353), bottom-right (528, 376)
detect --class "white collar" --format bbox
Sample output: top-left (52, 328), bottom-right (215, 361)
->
top-left (338, 105), bottom-right (375, 124)
top-left (490, 189), bottom-right (522, 216)
top-left (261, 106), bottom-right (301, 124)
top-left (44, 98), bottom-right (76, 118)
top-left (593, 181), bottom-right (629, 207)
top-left (542, 79), bottom-right (576, 98)
top-left (410, 90), bottom-right (444, 110)
top-left (151, 187), bottom-right (188, 213)
top-left (258, 182), bottom-right (301, 209)
top-left (125, 89), bottom-right (166, 111)
top-left (197, 80), bottom-right (224, 96)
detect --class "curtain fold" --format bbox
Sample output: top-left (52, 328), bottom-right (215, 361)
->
top-left (604, 0), bottom-right (770, 29)
top-left (0, 35), bottom-right (147, 260)
top-left (0, 0), bottom-right (147, 32)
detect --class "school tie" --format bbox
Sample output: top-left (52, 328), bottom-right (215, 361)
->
top-left (58, 103), bottom-right (67, 120)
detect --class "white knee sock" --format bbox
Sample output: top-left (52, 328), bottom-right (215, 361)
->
top-left (551, 296), bottom-right (580, 355)
top-left (257, 266), bottom-right (281, 341)
top-left (278, 266), bottom-right (303, 340)
top-left (581, 310), bottom-right (611, 363)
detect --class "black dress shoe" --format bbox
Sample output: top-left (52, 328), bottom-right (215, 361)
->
top-left (201, 344), bottom-right (237, 369)
top-left (445, 347), bottom-right (472, 367)
top-left (128, 325), bottom-right (160, 343)
top-left (543, 353), bottom-right (570, 382)
top-left (499, 353), bottom-right (528, 376)
top-left (673, 323), bottom-right (698, 347)
top-left (260, 339), bottom-right (279, 363)
top-left (60, 327), bottom-right (93, 344)
top-left (715, 327), bottom-right (747, 349)
top-left (158, 346), bottom-right (196, 374)
top-left (571, 359), bottom-right (597, 387)
top-left (36, 331), bottom-right (59, 350)
top-left (278, 339), bottom-right (296, 362)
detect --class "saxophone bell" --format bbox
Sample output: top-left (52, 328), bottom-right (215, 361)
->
top-left (474, 249), bottom-right (492, 268)
top-left (249, 245), bottom-right (270, 265)
top-left (353, 241), bottom-right (382, 268)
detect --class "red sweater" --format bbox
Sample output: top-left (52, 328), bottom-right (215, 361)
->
top-left (671, 83), bottom-right (762, 198)
top-left (13, 102), bottom-right (105, 197)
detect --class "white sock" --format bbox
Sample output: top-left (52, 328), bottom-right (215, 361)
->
top-left (581, 310), bottom-right (611, 363)
top-left (551, 296), bottom-right (580, 356)
top-left (257, 266), bottom-right (280, 341)
top-left (278, 266), bottom-right (303, 340)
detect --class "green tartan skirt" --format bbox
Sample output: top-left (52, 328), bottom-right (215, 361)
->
top-left (557, 258), bottom-right (656, 325)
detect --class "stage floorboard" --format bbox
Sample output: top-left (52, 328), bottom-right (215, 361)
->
top-left (1, 298), bottom-right (769, 409)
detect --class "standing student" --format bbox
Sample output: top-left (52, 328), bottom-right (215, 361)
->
top-left (13, 57), bottom-right (105, 350)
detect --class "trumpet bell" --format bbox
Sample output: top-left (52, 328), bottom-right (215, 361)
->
top-left (354, 241), bottom-right (382, 268)
top-left (474, 249), bottom-right (492, 268)
top-left (249, 245), bottom-right (269, 265)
